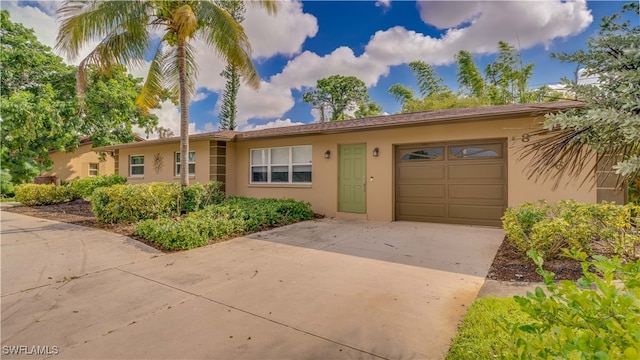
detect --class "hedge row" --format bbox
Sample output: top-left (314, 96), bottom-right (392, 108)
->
top-left (91, 181), bottom-right (225, 223)
top-left (502, 200), bottom-right (639, 260)
top-left (134, 197), bottom-right (314, 250)
top-left (14, 175), bottom-right (127, 205)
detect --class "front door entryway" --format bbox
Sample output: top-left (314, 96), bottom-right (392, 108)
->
top-left (339, 143), bottom-right (366, 213)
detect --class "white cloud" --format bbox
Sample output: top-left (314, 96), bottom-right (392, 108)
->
top-left (192, 91), bottom-right (209, 103)
top-left (244, 0), bottom-right (318, 58)
top-left (234, 81), bottom-right (296, 128)
top-left (270, 46), bottom-right (390, 89)
top-left (265, 0), bottom-right (593, 121)
top-left (3, 2), bottom-right (58, 49)
top-left (202, 122), bottom-right (218, 132)
top-left (375, 0), bottom-right (391, 10)
top-left (142, 100), bottom-right (198, 138)
top-left (241, 118), bottom-right (305, 131)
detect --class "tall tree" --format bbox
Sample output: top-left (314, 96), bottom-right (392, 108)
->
top-left (408, 60), bottom-right (449, 97)
top-left (455, 50), bottom-right (485, 99)
top-left (303, 75), bottom-right (378, 121)
top-left (484, 41), bottom-right (535, 104)
top-left (387, 83), bottom-right (415, 106)
top-left (55, 0), bottom-right (278, 186)
top-left (0, 11), bottom-right (157, 184)
top-left (218, 0), bottom-right (246, 130)
top-left (522, 2), bottom-right (640, 187)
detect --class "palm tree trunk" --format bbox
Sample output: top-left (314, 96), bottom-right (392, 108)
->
top-left (178, 38), bottom-right (190, 187)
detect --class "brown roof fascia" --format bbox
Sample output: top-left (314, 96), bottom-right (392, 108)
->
top-left (92, 131), bottom-right (238, 152)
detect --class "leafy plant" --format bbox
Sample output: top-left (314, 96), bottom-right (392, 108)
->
top-left (91, 181), bottom-right (225, 223)
top-left (507, 250), bottom-right (640, 359)
top-left (446, 297), bottom-right (532, 359)
top-left (133, 197), bottom-right (314, 250)
top-left (0, 169), bottom-right (15, 197)
top-left (503, 200), bottom-right (639, 260)
top-left (14, 183), bottom-right (73, 206)
top-left (68, 174), bottom-right (126, 199)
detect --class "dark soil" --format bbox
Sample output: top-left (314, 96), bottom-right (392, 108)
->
top-left (5, 200), bottom-right (161, 251)
top-left (6, 201), bottom-right (587, 281)
top-left (486, 237), bottom-right (584, 282)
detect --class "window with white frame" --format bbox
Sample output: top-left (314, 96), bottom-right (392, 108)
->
top-left (250, 145), bottom-right (312, 184)
top-left (89, 163), bottom-right (99, 176)
top-left (130, 155), bottom-right (144, 176)
top-left (175, 151), bottom-right (195, 176)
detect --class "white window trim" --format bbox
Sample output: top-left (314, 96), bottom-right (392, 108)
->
top-left (175, 151), bottom-right (196, 177)
top-left (88, 163), bottom-right (99, 176)
top-left (129, 155), bottom-right (144, 177)
top-left (250, 145), bottom-right (312, 184)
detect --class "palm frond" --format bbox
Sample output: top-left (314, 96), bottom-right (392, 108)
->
top-left (137, 42), bottom-right (171, 111)
top-left (196, 1), bottom-right (259, 89)
top-left (247, 0), bottom-right (280, 15)
top-left (162, 42), bottom-right (198, 102)
top-left (56, 0), bottom-right (151, 60)
top-left (520, 127), bottom-right (630, 190)
top-left (57, 0), bottom-right (152, 102)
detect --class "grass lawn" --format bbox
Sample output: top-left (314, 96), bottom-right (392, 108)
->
top-left (446, 297), bottom-right (531, 359)
top-left (0, 197), bottom-right (15, 202)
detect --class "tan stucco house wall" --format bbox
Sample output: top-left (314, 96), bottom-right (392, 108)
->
top-left (230, 115), bottom-right (596, 222)
top-left (95, 101), bottom-right (611, 226)
top-left (41, 142), bottom-right (115, 183)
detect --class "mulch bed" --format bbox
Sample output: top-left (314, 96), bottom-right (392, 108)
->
top-left (5, 200), bottom-right (161, 251)
top-left (5, 200), bottom-right (587, 281)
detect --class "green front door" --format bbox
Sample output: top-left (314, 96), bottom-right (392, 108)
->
top-left (339, 143), bottom-right (366, 213)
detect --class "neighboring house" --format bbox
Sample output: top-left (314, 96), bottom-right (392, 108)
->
top-left (40, 137), bottom-right (143, 184)
top-left (94, 101), bottom-right (622, 227)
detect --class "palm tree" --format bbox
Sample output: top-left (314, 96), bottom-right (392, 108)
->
top-left (55, 0), bottom-right (278, 185)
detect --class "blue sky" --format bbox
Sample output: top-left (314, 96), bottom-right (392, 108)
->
top-left (4, 1), bottom-right (627, 136)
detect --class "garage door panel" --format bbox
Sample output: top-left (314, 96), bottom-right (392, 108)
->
top-left (398, 184), bottom-right (446, 199)
top-left (397, 203), bottom-right (446, 218)
top-left (448, 163), bottom-right (504, 180)
top-left (395, 140), bottom-right (507, 226)
top-left (449, 204), bottom-right (506, 221)
top-left (449, 184), bottom-right (505, 201)
top-left (397, 165), bottom-right (445, 181)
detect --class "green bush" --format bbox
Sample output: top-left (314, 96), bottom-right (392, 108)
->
top-left (133, 197), bottom-right (314, 250)
top-left (503, 200), bottom-right (639, 260)
top-left (446, 297), bottom-right (532, 359)
top-left (91, 182), bottom-right (182, 223)
top-left (91, 181), bottom-right (225, 224)
top-left (14, 183), bottom-right (73, 206)
top-left (224, 196), bottom-right (315, 231)
top-left (0, 169), bottom-right (15, 197)
top-left (507, 250), bottom-right (640, 358)
top-left (68, 174), bottom-right (126, 199)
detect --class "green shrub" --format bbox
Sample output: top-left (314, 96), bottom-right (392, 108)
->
top-left (68, 174), bottom-right (126, 199)
top-left (503, 200), bottom-right (639, 260)
top-left (446, 297), bottom-right (532, 359)
top-left (91, 182), bottom-right (183, 223)
top-left (133, 197), bottom-right (314, 250)
top-left (0, 169), bottom-right (15, 197)
top-left (14, 183), bottom-right (73, 206)
top-left (225, 196), bottom-right (315, 231)
top-left (91, 181), bottom-right (225, 224)
top-left (507, 250), bottom-right (640, 359)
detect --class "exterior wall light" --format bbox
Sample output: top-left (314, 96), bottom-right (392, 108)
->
top-left (324, 150), bottom-right (331, 159)
top-left (373, 147), bottom-right (379, 157)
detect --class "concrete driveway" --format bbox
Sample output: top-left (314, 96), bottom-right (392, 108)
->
top-left (1, 210), bottom-right (503, 359)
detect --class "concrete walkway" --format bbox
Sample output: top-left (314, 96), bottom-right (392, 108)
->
top-left (1, 211), bottom-right (504, 360)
